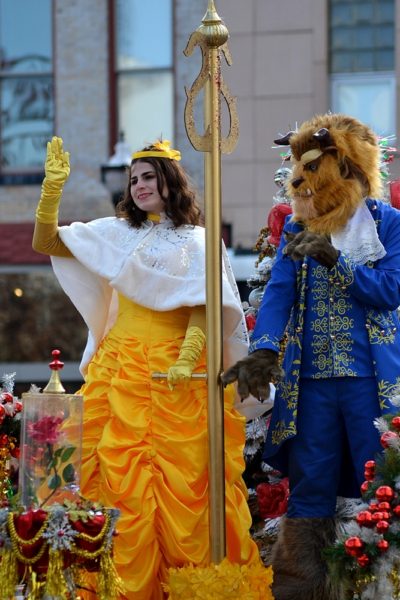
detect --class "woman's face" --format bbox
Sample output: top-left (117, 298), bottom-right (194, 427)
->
top-left (130, 161), bottom-right (166, 214)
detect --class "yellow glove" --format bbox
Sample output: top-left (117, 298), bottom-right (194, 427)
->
top-left (36, 137), bottom-right (70, 224)
top-left (167, 326), bottom-right (206, 389)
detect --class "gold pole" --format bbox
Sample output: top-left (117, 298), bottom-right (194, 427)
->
top-left (183, 0), bottom-right (239, 563)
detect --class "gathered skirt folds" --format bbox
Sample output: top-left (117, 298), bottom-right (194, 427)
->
top-left (78, 297), bottom-right (259, 599)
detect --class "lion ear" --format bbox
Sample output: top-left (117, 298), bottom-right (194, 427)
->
top-left (340, 157), bottom-right (369, 192)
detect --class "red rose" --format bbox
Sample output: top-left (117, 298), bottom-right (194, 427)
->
top-left (27, 416), bottom-right (63, 445)
top-left (256, 478), bottom-right (289, 519)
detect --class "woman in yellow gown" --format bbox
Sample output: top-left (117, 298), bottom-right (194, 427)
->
top-left (33, 137), bottom-right (260, 598)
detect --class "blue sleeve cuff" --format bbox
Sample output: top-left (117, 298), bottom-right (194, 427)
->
top-left (249, 333), bottom-right (281, 353)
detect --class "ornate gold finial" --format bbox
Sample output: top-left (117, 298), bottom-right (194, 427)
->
top-left (43, 349), bottom-right (66, 394)
top-left (183, 1), bottom-right (239, 154)
top-left (198, 0), bottom-right (229, 47)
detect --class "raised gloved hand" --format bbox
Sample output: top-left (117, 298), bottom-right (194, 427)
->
top-left (167, 326), bottom-right (206, 389)
top-left (283, 230), bottom-right (339, 269)
top-left (221, 349), bottom-right (284, 401)
top-left (36, 137), bottom-right (70, 224)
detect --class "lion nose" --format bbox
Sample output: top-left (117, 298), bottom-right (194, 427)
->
top-left (291, 176), bottom-right (305, 189)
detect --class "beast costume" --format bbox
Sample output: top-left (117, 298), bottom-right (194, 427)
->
top-left (223, 113), bottom-right (400, 600)
top-left (251, 197), bottom-right (400, 512)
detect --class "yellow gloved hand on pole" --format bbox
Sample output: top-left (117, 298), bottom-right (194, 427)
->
top-left (35, 136), bottom-right (70, 224)
top-left (167, 325), bottom-right (206, 390)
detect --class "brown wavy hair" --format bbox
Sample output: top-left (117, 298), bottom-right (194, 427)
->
top-left (116, 145), bottom-right (201, 228)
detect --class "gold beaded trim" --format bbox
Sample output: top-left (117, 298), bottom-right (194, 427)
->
top-left (7, 512), bottom-right (49, 546)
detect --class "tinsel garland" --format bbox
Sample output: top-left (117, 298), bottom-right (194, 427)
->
top-left (164, 558), bottom-right (274, 600)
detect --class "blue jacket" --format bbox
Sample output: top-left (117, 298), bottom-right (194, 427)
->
top-left (250, 199), bottom-right (400, 459)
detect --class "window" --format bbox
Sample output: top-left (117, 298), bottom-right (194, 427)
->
top-left (0, 0), bottom-right (53, 172)
top-left (114, 0), bottom-right (174, 152)
top-left (329, 0), bottom-right (395, 136)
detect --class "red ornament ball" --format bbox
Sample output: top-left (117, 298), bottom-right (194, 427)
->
top-left (393, 505), bottom-right (400, 517)
top-left (376, 520), bottom-right (390, 534)
top-left (364, 470), bottom-right (375, 481)
top-left (356, 511), bottom-right (373, 527)
top-left (371, 511), bottom-right (384, 523)
top-left (1, 392), bottom-right (13, 403)
top-left (369, 502), bottom-right (379, 513)
top-left (377, 539), bottom-right (390, 553)
top-left (381, 430), bottom-right (398, 448)
top-left (391, 416), bottom-right (400, 430)
top-left (364, 460), bottom-right (376, 470)
top-left (360, 481), bottom-right (370, 494)
top-left (10, 447), bottom-right (20, 459)
top-left (376, 485), bottom-right (395, 502)
top-left (357, 554), bottom-right (370, 567)
top-left (378, 501), bottom-right (391, 511)
top-left (344, 536), bottom-right (364, 557)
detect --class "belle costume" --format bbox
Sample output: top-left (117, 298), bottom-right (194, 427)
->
top-left (49, 214), bottom-right (259, 598)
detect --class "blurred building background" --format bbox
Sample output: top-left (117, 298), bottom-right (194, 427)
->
top-left (0, 0), bottom-right (399, 390)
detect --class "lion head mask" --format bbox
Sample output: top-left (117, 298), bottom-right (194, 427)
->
top-left (274, 113), bottom-right (382, 234)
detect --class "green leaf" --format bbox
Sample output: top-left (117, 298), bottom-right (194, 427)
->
top-left (62, 463), bottom-right (76, 483)
top-left (60, 446), bottom-right (76, 463)
top-left (48, 474), bottom-right (62, 490)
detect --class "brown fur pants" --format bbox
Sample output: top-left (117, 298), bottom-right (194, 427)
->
top-left (271, 517), bottom-right (341, 600)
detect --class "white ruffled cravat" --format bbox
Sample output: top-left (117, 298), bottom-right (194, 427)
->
top-left (331, 200), bottom-right (386, 265)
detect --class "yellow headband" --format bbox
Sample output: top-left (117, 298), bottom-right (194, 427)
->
top-left (132, 140), bottom-right (181, 161)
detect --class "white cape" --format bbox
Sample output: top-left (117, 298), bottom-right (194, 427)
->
top-left (52, 216), bottom-right (248, 377)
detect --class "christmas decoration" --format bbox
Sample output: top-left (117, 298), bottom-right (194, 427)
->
top-left (242, 165), bottom-right (293, 565)
top-left (326, 412), bottom-right (400, 599)
top-left (378, 135), bottom-right (397, 202)
top-left (256, 477), bottom-right (289, 520)
top-left (0, 372), bottom-right (23, 505)
top-left (0, 498), bottom-right (123, 600)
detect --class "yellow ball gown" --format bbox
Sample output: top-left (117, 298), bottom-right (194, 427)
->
top-left (79, 294), bottom-right (259, 599)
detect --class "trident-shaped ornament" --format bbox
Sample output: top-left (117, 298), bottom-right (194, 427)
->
top-left (184, 1), bottom-right (239, 564)
top-left (183, 1), bottom-right (239, 154)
